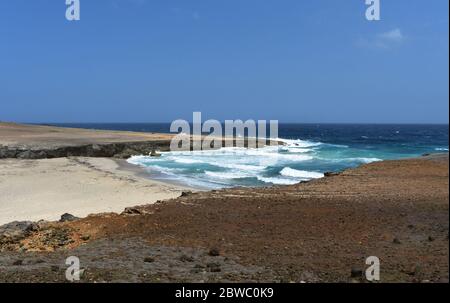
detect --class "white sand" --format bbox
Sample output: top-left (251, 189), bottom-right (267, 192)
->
top-left (0, 157), bottom-right (188, 225)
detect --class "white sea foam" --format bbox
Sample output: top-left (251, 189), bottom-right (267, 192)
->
top-left (257, 176), bottom-right (300, 185)
top-left (281, 147), bottom-right (311, 153)
top-left (352, 157), bottom-right (382, 164)
top-left (173, 158), bottom-right (204, 164)
top-left (146, 165), bottom-right (185, 176)
top-left (216, 163), bottom-right (267, 171)
top-left (279, 167), bottom-right (324, 179)
top-left (128, 136), bottom-right (387, 189)
top-left (277, 138), bottom-right (322, 148)
top-left (127, 155), bottom-right (162, 166)
top-left (435, 147), bottom-right (449, 151)
top-left (204, 171), bottom-right (251, 180)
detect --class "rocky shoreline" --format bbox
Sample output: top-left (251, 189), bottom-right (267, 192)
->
top-left (0, 140), bottom-right (171, 159)
top-left (0, 122), bottom-right (276, 159)
top-left (0, 122), bottom-right (175, 159)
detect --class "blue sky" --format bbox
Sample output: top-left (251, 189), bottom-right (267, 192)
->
top-left (0, 0), bottom-right (448, 123)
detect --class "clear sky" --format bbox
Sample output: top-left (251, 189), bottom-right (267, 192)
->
top-left (0, 0), bottom-right (448, 123)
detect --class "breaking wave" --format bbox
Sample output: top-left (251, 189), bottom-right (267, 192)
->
top-left (279, 167), bottom-right (324, 179)
top-left (127, 135), bottom-right (405, 189)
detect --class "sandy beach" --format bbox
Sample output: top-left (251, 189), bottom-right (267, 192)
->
top-left (0, 157), bottom-right (188, 225)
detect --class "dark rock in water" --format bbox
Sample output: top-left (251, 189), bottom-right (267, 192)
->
top-left (393, 237), bottom-right (402, 244)
top-left (59, 213), bottom-right (79, 222)
top-left (150, 150), bottom-right (162, 157)
top-left (350, 268), bottom-right (363, 278)
top-left (0, 221), bottom-right (39, 243)
top-left (208, 248), bottom-right (220, 257)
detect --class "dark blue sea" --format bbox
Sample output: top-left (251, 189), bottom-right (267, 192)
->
top-left (47, 123), bottom-right (449, 189)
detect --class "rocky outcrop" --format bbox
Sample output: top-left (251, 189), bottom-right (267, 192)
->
top-left (0, 221), bottom-right (39, 246)
top-left (0, 141), bottom-right (171, 160)
top-left (59, 213), bottom-right (79, 223)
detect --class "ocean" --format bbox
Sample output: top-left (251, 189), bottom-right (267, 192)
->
top-left (48, 123), bottom-right (449, 189)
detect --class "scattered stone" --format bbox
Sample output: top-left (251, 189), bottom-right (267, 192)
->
top-left (406, 265), bottom-right (421, 276)
top-left (144, 257), bottom-right (155, 263)
top-left (190, 268), bottom-right (203, 274)
top-left (324, 172), bottom-right (339, 177)
top-left (181, 191), bottom-right (192, 197)
top-left (350, 268), bottom-right (363, 278)
top-left (51, 265), bottom-right (59, 272)
top-left (12, 260), bottom-right (23, 266)
top-left (59, 213), bottom-right (79, 222)
top-left (208, 248), bottom-right (220, 257)
top-left (179, 255), bottom-right (194, 262)
top-left (428, 236), bottom-right (435, 242)
top-left (122, 207), bottom-right (142, 215)
top-left (80, 235), bottom-right (90, 241)
top-left (0, 221), bottom-right (39, 244)
top-left (194, 264), bottom-right (206, 269)
top-left (393, 237), bottom-right (402, 244)
top-left (207, 262), bottom-right (221, 273)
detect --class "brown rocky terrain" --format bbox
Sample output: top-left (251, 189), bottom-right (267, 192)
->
top-left (0, 154), bottom-right (448, 283)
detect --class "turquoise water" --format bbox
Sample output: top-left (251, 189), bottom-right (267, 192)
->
top-left (108, 124), bottom-right (449, 189)
top-left (47, 123), bottom-right (448, 189)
